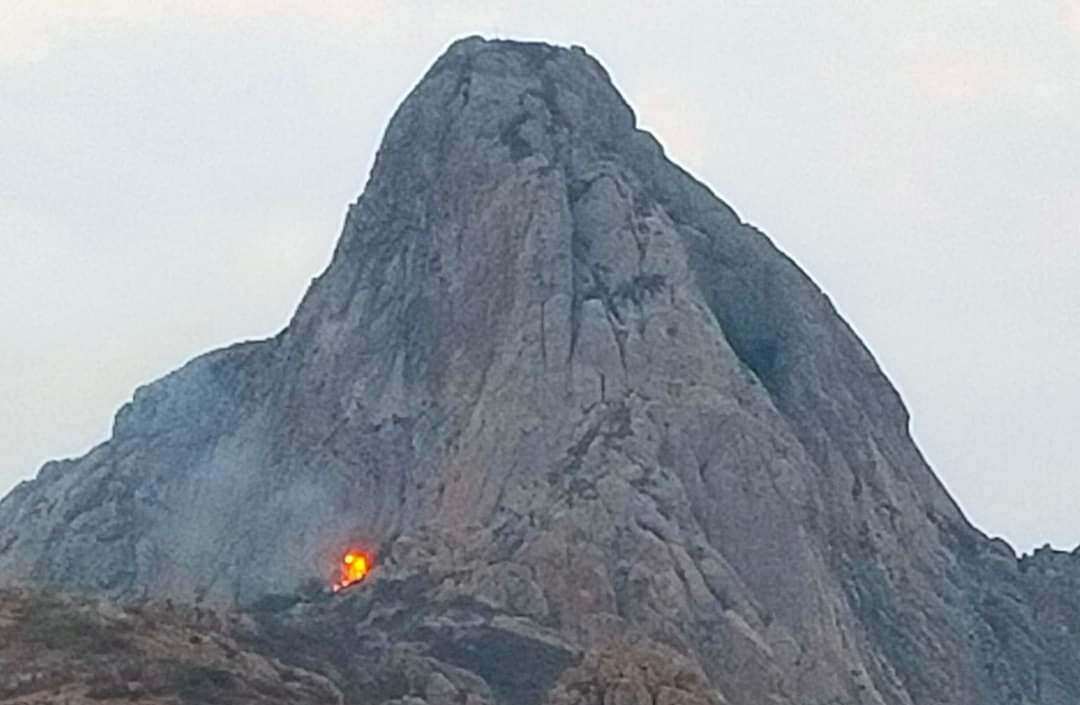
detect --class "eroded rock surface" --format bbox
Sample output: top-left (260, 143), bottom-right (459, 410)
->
top-left (1, 37), bottom-right (1077, 705)
top-left (0, 589), bottom-right (341, 705)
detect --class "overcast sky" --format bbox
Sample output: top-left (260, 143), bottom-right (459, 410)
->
top-left (2, 1), bottom-right (1077, 552)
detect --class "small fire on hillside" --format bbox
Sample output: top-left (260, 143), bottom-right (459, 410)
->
top-left (331, 549), bottom-right (371, 593)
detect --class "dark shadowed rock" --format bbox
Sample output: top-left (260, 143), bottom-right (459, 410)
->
top-left (1, 36), bottom-right (1077, 705)
top-left (0, 589), bottom-right (341, 705)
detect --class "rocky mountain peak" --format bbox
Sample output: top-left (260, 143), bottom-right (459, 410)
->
top-left (1, 37), bottom-right (1077, 705)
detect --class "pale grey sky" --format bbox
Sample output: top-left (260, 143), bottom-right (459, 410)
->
top-left (2, 1), bottom-right (1077, 552)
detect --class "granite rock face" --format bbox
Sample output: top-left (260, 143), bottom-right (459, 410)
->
top-left (1, 37), bottom-right (1077, 705)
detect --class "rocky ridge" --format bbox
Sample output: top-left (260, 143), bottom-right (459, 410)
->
top-left (1, 37), bottom-right (1078, 705)
top-left (0, 589), bottom-right (341, 704)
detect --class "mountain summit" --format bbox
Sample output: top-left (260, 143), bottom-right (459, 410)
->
top-left (2, 37), bottom-right (1078, 705)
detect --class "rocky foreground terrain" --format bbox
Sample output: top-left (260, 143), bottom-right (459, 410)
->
top-left (0, 589), bottom-right (339, 704)
top-left (4, 545), bottom-right (1079, 705)
top-left (2, 37), bottom-right (1078, 704)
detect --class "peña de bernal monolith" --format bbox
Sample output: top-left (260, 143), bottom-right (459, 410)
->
top-left (2, 37), bottom-right (1078, 705)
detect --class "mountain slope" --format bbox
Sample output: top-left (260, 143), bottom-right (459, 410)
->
top-left (1, 37), bottom-right (1077, 705)
top-left (0, 589), bottom-right (341, 704)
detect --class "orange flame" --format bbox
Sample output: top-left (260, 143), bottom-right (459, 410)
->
top-left (331, 549), bottom-right (371, 593)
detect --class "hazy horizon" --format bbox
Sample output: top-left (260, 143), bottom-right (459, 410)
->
top-left (2, 2), bottom-right (1077, 553)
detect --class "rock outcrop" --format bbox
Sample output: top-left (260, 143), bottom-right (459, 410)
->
top-left (0, 589), bottom-right (341, 704)
top-left (1, 37), bottom-right (1077, 705)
